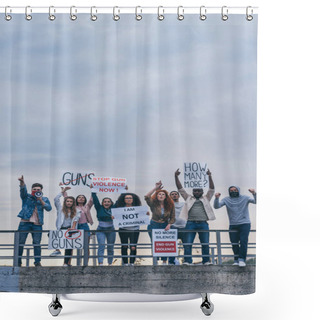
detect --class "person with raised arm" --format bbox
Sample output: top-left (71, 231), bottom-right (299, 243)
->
top-left (114, 193), bottom-right (142, 266)
top-left (145, 181), bottom-right (175, 265)
top-left (54, 186), bottom-right (81, 266)
top-left (214, 186), bottom-right (256, 267)
top-left (174, 169), bottom-right (215, 265)
top-left (17, 175), bottom-right (52, 267)
top-left (91, 186), bottom-right (116, 266)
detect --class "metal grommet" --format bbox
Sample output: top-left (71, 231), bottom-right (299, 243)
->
top-left (246, 6), bottom-right (253, 21)
top-left (70, 6), bottom-right (77, 21)
top-left (91, 6), bottom-right (97, 21)
top-left (25, 6), bottom-right (32, 21)
top-left (200, 6), bottom-right (207, 21)
top-left (135, 6), bottom-right (142, 21)
top-left (5, 6), bottom-right (12, 21)
top-left (177, 6), bottom-right (184, 21)
top-left (157, 6), bottom-right (164, 21)
top-left (113, 6), bottom-right (120, 21)
top-left (49, 6), bottom-right (56, 21)
top-left (221, 6), bottom-right (228, 21)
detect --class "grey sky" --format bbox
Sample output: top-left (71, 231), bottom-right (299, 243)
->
top-left (0, 14), bottom-right (257, 230)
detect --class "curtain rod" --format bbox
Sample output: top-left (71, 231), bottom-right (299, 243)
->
top-left (0, 6), bottom-right (258, 15)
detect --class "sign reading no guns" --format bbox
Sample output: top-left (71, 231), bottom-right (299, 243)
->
top-left (48, 229), bottom-right (84, 250)
top-left (92, 176), bottom-right (127, 193)
top-left (152, 229), bottom-right (178, 257)
top-left (184, 162), bottom-right (208, 188)
top-left (111, 206), bottom-right (150, 228)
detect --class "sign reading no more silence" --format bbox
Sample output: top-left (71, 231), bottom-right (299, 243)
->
top-left (152, 229), bottom-right (178, 257)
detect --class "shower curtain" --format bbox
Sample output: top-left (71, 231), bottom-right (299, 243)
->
top-left (0, 8), bottom-right (257, 296)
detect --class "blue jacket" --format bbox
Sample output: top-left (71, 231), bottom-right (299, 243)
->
top-left (17, 185), bottom-right (52, 225)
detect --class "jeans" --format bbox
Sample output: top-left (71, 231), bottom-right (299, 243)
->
top-left (96, 226), bottom-right (116, 264)
top-left (147, 220), bottom-right (168, 262)
top-left (184, 221), bottom-right (210, 264)
top-left (78, 223), bottom-right (90, 237)
top-left (168, 227), bottom-right (185, 265)
top-left (18, 222), bottom-right (42, 266)
top-left (229, 223), bottom-right (251, 262)
top-left (119, 228), bottom-right (140, 264)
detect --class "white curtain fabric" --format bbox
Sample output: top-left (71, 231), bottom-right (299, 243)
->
top-left (0, 14), bottom-right (257, 231)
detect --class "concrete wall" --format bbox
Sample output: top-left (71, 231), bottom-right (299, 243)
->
top-left (1, 265), bottom-right (255, 295)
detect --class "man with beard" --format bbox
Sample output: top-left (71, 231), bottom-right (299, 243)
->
top-left (174, 169), bottom-right (215, 265)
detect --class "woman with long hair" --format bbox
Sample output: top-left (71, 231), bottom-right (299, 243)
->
top-left (145, 181), bottom-right (175, 264)
top-left (91, 188), bottom-right (116, 266)
top-left (114, 193), bottom-right (142, 266)
top-left (53, 186), bottom-right (81, 266)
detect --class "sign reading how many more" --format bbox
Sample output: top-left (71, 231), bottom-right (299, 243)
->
top-left (91, 176), bottom-right (127, 193)
top-left (183, 162), bottom-right (208, 188)
top-left (152, 229), bottom-right (178, 257)
top-left (48, 229), bottom-right (84, 250)
top-left (111, 206), bottom-right (150, 228)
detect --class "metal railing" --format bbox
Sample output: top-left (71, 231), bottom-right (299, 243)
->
top-left (0, 229), bottom-right (256, 267)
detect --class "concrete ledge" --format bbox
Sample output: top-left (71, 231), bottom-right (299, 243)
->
top-left (1, 265), bottom-right (255, 295)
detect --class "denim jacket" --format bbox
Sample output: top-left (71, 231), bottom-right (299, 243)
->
top-left (17, 185), bottom-right (52, 225)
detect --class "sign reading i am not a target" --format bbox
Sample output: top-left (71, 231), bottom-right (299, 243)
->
top-left (152, 229), bottom-right (178, 257)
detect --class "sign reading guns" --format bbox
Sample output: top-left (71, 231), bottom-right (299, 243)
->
top-left (61, 172), bottom-right (95, 187)
top-left (92, 176), bottom-right (127, 193)
top-left (184, 162), bottom-right (208, 188)
top-left (111, 206), bottom-right (150, 228)
top-left (48, 229), bottom-right (84, 250)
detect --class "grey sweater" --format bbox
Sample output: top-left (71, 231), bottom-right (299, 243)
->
top-left (214, 186), bottom-right (256, 225)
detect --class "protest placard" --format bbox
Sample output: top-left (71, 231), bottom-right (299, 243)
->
top-left (48, 229), bottom-right (84, 250)
top-left (183, 162), bottom-right (208, 188)
top-left (111, 206), bottom-right (150, 228)
top-left (91, 176), bottom-right (127, 193)
top-left (61, 172), bottom-right (95, 187)
top-left (152, 229), bottom-right (178, 257)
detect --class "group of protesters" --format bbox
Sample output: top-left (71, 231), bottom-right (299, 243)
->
top-left (16, 169), bottom-right (256, 268)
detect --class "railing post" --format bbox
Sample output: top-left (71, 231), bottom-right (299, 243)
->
top-left (13, 231), bottom-right (20, 267)
top-left (26, 249), bottom-right (30, 267)
top-left (92, 234), bottom-right (97, 266)
top-left (216, 231), bottom-right (222, 265)
top-left (210, 247), bottom-right (216, 265)
top-left (76, 249), bottom-right (81, 266)
top-left (83, 231), bottom-right (89, 266)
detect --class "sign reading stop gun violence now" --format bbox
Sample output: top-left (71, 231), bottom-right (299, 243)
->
top-left (184, 162), bottom-right (208, 188)
top-left (92, 176), bottom-right (127, 193)
top-left (152, 229), bottom-right (178, 257)
top-left (111, 206), bottom-right (150, 228)
top-left (48, 229), bottom-right (84, 250)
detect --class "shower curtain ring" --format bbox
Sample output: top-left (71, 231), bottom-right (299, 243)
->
top-left (49, 6), bottom-right (56, 21)
top-left (70, 6), bottom-right (77, 21)
top-left (4, 6), bottom-right (12, 21)
top-left (135, 6), bottom-right (142, 21)
top-left (221, 6), bottom-right (228, 21)
top-left (91, 6), bottom-right (98, 21)
top-left (25, 6), bottom-right (32, 21)
top-left (200, 6), bottom-right (207, 21)
top-left (177, 6), bottom-right (184, 21)
top-left (113, 6), bottom-right (120, 21)
top-left (157, 6), bottom-right (164, 21)
top-left (246, 6), bottom-right (254, 21)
